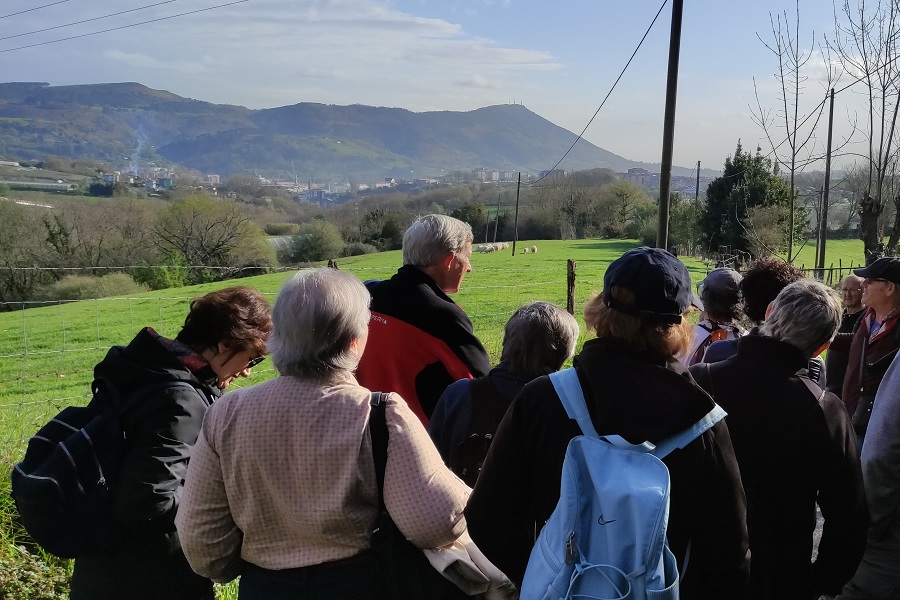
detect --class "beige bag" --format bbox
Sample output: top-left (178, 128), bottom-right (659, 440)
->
top-left (423, 530), bottom-right (519, 600)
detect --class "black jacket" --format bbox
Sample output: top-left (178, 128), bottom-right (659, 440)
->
top-left (70, 328), bottom-right (220, 600)
top-left (356, 265), bottom-right (490, 424)
top-left (825, 309), bottom-right (865, 396)
top-left (690, 334), bottom-right (868, 599)
top-left (466, 338), bottom-right (750, 599)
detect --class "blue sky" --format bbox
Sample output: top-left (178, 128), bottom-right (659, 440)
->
top-left (0, 0), bottom-right (856, 172)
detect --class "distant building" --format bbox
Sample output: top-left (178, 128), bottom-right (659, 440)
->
top-left (207, 174), bottom-right (220, 184)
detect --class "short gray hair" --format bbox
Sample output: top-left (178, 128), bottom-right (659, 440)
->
top-left (402, 214), bottom-right (473, 267)
top-left (760, 279), bottom-right (842, 357)
top-left (500, 302), bottom-right (581, 379)
top-left (269, 268), bottom-right (370, 379)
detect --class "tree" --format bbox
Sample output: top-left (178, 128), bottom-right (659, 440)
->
top-left (829, 0), bottom-right (900, 257)
top-left (752, 0), bottom-right (841, 261)
top-left (450, 203), bottom-right (488, 239)
top-left (0, 200), bottom-right (52, 306)
top-left (700, 142), bottom-right (795, 257)
top-left (288, 220), bottom-right (345, 263)
top-left (154, 195), bottom-right (273, 280)
top-left (596, 181), bottom-right (651, 238)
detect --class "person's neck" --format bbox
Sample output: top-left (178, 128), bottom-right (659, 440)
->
top-left (846, 305), bottom-right (864, 316)
top-left (873, 302), bottom-right (900, 324)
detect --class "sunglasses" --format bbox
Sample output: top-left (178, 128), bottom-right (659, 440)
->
top-left (246, 355), bottom-right (266, 369)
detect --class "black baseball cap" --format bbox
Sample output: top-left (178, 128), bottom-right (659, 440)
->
top-left (602, 247), bottom-right (702, 324)
top-left (855, 257), bottom-right (900, 285)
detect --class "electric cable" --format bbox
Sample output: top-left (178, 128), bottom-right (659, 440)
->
top-left (0, 0), bottom-right (178, 42)
top-left (1, 0), bottom-right (70, 20)
top-left (531, 0), bottom-right (669, 185)
top-left (0, 0), bottom-right (249, 53)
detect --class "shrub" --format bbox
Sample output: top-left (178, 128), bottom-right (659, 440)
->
top-left (288, 221), bottom-right (345, 263)
top-left (342, 242), bottom-right (378, 257)
top-left (264, 222), bottom-right (300, 236)
top-left (133, 253), bottom-right (190, 290)
top-left (44, 273), bottom-right (149, 301)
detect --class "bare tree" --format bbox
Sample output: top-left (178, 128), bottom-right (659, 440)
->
top-left (829, 0), bottom-right (900, 257)
top-left (751, 0), bottom-right (842, 262)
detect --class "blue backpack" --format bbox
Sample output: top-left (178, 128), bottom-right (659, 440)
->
top-left (521, 368), bottom-right (726, 600)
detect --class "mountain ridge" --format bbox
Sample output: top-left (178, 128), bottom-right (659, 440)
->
top-left (0, 81), bottom-right (713, 182)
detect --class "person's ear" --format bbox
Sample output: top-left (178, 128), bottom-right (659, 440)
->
top-left (442, 252), bottom-right (454, 271)
top-left (765, 302), bottom-right (774, 319)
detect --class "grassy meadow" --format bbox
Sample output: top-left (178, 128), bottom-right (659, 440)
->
top-left (0, 237), bottom-right (854, 597)
top-left (0, 238), bottom-right (720, 466)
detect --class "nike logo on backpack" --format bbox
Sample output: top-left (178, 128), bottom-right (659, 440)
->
top-left (597, 515), bottom-right (616, 526)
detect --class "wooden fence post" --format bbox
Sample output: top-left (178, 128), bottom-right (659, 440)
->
top-left (567, 259), bottom-right (576, 315)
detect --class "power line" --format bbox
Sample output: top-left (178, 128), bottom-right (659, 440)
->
top-left (0, 0), bottom-right (71, 19)
top-left (0, 0), bottom-right (250, 53)
top-left (0, 0), bottom-right (179, 42)
top-left (531, 0), bottom-right (669, 186)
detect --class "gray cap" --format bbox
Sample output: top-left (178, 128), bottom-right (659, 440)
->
top-left (698, 267), bottom-right (742, 297)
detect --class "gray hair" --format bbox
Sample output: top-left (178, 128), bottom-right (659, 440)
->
top-left (402, 214), bottom-right (473, 267)
top-left (268, 268), bottom-right (371, 379)
top-left (500, 302), bottom-right (581, 379)
top-left (760, 279), bottom-right (842, 357)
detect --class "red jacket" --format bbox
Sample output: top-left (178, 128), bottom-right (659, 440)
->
top-left (355, 266), bottom-right (490, 425)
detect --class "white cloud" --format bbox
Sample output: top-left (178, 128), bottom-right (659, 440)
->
top-left (456, 74), bottom-right (498, 89)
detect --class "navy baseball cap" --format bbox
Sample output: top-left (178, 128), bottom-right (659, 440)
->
top-left (855, 257), bottom-right (900, 285)
top-left (603, 247), bottom-right (701, 324)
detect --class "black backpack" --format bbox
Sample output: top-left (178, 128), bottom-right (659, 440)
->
top-left (447, 377), bottom-right (515, 487)
top-left (11, 378), bottom-right (192, 558)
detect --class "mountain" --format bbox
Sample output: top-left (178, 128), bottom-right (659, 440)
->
top-left (0, 81), bottom-right (700, 182)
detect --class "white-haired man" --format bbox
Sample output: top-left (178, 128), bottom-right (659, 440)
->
top-left (690, 279), bottom-right (868, 600)
top-left (828, 258), bottom-right (900, 447)
top-left (356, 214), bottom-right (490, 425)
top-left (825, 274), bottom-right (866, 396)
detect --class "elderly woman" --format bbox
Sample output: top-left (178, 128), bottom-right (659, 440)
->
top-left (465, 247), bottom-right (750, 599)
top-left (176, 268), bottom-right (470, 599)
top-left (70, 286), bottom-right (273, 600)
top-left (428, 301), bottom-right (580, 486)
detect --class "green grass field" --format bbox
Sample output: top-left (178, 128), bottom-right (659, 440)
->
top-left (786, 238), bottom-right (867, 272)
top-left (0, 238), bottom-right (718, 466)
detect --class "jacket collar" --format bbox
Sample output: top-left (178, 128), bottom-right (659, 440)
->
top-left (395, 265), bottom-right (455, 303)
top-left (733, 332), bottom-right (808, 375)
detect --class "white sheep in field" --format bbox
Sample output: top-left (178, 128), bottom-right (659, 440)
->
top-left (531, 245), bottom-right (538, 254)
top-left (522, 247), bottom-right (530, 254)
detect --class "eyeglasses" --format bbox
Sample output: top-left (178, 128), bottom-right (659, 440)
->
top-left (842, 287), bottom-right (863, 292)
top-left (246, 355), bottom-right (266, 369)
top-left (865, 278), bottom-right (889, 285)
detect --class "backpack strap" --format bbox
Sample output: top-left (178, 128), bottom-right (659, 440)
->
top-left (651, 404), bottom-right (726, 459)
top-left (549, 368), bottom-right (727, 458)
top-left (549, 369), bottom-right (598, 438)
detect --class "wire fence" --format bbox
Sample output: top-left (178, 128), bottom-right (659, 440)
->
top-left (0, 263), bottom-right (599, 463)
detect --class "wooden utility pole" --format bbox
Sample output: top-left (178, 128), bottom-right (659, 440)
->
top-left (816, 88), bottom-right (835, 273)
top-left (695, 161), bottom-right (700, 202)
top-left (656, 0), bottom-right (684, 250)
top-left (511, 173), bottom-right (522, 256)
top-left (567, 260), bottom-right (576, 315)
top-left (493, 193), bottom-right (501, 242)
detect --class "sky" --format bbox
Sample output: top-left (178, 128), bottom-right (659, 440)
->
top-left (0, 0), bottom-right (865, 173)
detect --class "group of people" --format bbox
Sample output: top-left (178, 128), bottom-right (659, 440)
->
top-left (64, 212), bottom-right (900, 600)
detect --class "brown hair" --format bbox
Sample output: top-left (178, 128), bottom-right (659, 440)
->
top-left (584, 287), bottom-right (693, 358)
top-left (176, 286), bottom-right (272, 357)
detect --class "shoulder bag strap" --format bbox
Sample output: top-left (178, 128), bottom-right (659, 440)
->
top-left (369, 391), bottom-right (390, 510)
top-left (797, 374), bottom-right (827, 403)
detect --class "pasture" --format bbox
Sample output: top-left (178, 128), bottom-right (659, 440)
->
top-left (0, 238), bottom-right (719, 466)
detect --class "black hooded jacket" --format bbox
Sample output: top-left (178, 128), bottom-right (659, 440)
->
top-left (466, 337), bottom-right (750, 599)
top-left (70, 328), bottom-right (221, 600)
top-left (690, 333), bottom-right (868, 599)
